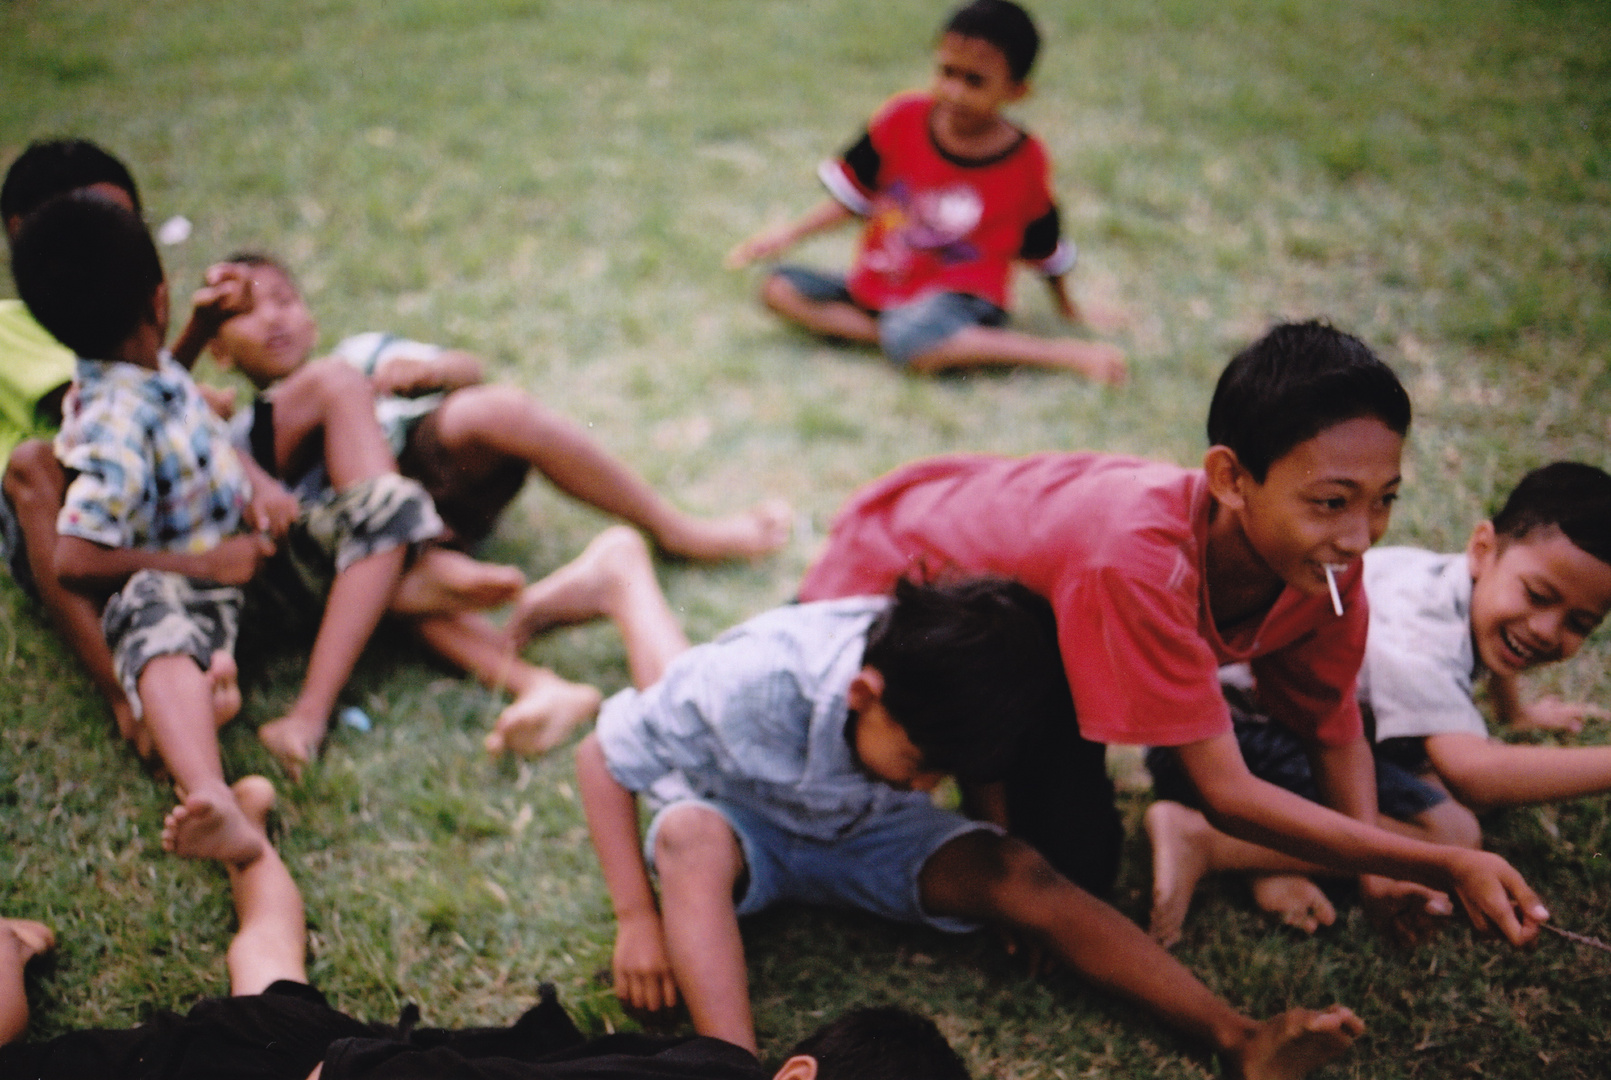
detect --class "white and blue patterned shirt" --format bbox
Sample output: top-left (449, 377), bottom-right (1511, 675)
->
top-left (595, 596), bottom-right (941, 842)
top-left (56, 354), bottom-right (251, 554)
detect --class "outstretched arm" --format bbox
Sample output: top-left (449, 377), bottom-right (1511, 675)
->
top-left (725, 199), bottom-right (855, 268)
top-left (369, 349), bottom-right (484, 397)
top-left (1426, 731), bottom-right (1611, 812)
top-left (1489, 670), bottom-right (1607, 734)
top-left (1178, 732), bottom-right (1548, 945)
top-left (574, 734), bottom-right (679, 1012)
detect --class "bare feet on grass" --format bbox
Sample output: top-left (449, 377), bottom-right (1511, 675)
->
top-left (1060, 340), bottom-right (1128, 385)
top-left (391, 547), bottom-right (524, 617)
top-left (161, 781), bottom-right (268, 868)
top-left (1251, 874), bottom-right (1337, 936)
top-left (1, 918), bottom-right (55, 963)
top-left (484, 674), bottom-right (603, 757)
top-left (1145, 800), bottom-right (1214, 948)
top-left (257, 709), bottom-right (327, 782)
top-left (505, 526), bottom-right (658, 647)
top-left (1232, 1005), bottom-right (1364, 1080)
top-left (653, 499), bottom-right (793, 562)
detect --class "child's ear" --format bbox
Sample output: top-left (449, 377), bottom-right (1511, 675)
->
top-left (1202, 445), bottom-right (1251, 511)
top-left (847, 666), bottom-right (886, 713)
top-left (150, 280), bottom-right (170, 334)
top-left (1466, 521), bottom-right (1499, 581)
top-left (770, 1055), bottom-right (819, 1080)
top-left (1008, 78), bottom-right (1031, 103)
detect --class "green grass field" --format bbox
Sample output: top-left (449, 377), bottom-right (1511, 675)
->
top-left (3, 0), bottom-right (1609, 1075)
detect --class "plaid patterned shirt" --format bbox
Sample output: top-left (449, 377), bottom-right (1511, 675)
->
top-left (56, 354), bottom-right (251, 554)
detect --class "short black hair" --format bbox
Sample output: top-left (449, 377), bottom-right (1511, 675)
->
top-left (1, 138), bottom-right (142, 228)
top-left (787, 1006), bottom-right (972, 1080)
top-left (1491, 462), bottom-right (1611, 568)
top-left (943, 0), bottom-right (1040, 82)
top-left (863, 576), bottom-right (1069, 783)
top-left (11, 192), bottom-right (164, 359)
top-left (1206, 319), bottom-right (1412, 482)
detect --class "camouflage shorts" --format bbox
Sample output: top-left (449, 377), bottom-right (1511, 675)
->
top-left (103, 569), bottom-right (243, 720)
top-left (248, 472), bottom-right (443, 638)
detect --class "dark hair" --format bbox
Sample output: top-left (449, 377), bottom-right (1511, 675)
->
top-left (1206, 319), bottom-right (1412, 482)
top-left (1491, 462), bottom-right (1611, 567)
top-left (224, 249), bottom-right (296, 282)
top-left (787, 1006), bottom-right (972, 1080)
top-left (2, 138), bottom-right (142, 228)
top-left (862, 576), bottom-right (1069, 783)
top-left (11, 192), bottom-right (164, 359)
top-left (943, 0), bottom-right (1040, 82)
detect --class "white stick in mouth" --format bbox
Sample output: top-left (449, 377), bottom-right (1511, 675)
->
top-left (1323, 563), bottom-right (1346, 617)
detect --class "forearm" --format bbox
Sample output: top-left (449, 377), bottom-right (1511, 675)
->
top-left (55, 535), bottom-right (212, 594)
top-left (1426, 732), bottom-right (1611, 811)
top-left (423, 350), bottom-right (484, 390)
top-left (575, 735), bottom-right (660, 921)
top-left (782, 198), bottom-right (856, 245)
top-left (1043, 274), bottom-right (1079, 321)
top-left (168, 311), bottom-right (219, 370)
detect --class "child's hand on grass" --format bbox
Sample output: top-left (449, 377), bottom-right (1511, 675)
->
top-left (612, 914), bottom-right (679, 1012)
top-left (1359, 874), bottom-right (1453, 948)
top-left (724, 225), bottom-right (795, 269)
top-left (1444, 849), bottom-right (1549, 947)
top-left (1513, 696), bottom-right (1607, 735)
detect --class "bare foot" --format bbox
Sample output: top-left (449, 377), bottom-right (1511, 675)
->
top-left (161, 783), bottom-right (268, 867)
top-left (653, 498), bottom-right (793, 561)
top-left (1251, 874), bottom-right (1337, 936)
top-left (231, 774), bottom-right (277, 828)
top-left (1, 917), bottom-right (55, 962)
top-left (1059, 340), bottom-right (1128, 385)
top-left (484, 675), bottom-right (603, 756)
top-left (391, 547), bottom-right (524, 617)
top-left (1232, 1005), bottom-right (1365, 1080)
top-left (207, 650), bottom-right (242, 728)
top-left (505, 526), bottom-right (653, 647)
top-left (1145, 800), bottom-right (1214, 948)
top-left (257, 711), bottom-right (327, 782)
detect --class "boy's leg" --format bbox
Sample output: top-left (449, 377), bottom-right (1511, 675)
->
top-left (389, 546), bottom-right (523, 617)
top-left (410, 611), bottom-right (602, 757)
top-left (760, 271), bottom-right (881, 345)
top-left (907, 324), bottom-right (1127, 383)
top-left (221, 775), bottom-right (308, 996)
top-left (3, 441), bottom-right (136, 737)
top-left (0, 916), bottom-right (55, 1046)
top-left (262, 358), bottom-right (394, 487)
top-left (920, 831), bottom-right (1363, 1080)
top-left (651, 803), bottom-right (754, 1053)
top-left (143, 654), bottom-right (266, 867)
top-left (422, 386), bottom-right (791, 561)
top-left (503, 527), bottom-right (690, 688)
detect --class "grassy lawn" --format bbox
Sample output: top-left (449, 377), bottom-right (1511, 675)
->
top-left (3, 0), bottom-right (1610, 1075)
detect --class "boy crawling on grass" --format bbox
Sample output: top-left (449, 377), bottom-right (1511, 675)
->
top-left (577, 575), bottom-right (1365, 1079)
top-left (1, 776), bottom-right (977, 1080)
top-left (13, 193), bottom-right (435, 862)
top-left (194, 251), bottom-right (793, 758)
top-left (1145, 461), bottom-right (1611, 946)
top-left (727, 0), bottom-right (1126, 381)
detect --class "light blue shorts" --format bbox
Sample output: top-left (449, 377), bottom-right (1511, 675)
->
top-left (644, 795), bottom-right (999, 934)
top-left (772, 266), bottom-right (1006, 367)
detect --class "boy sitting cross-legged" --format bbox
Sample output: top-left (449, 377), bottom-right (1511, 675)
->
top-left (13, 194), bottom-right (433, 859)
top-left (1145, 461), bottom-right (1611, 946)
top-left (577, 575), bottom-right (1366, 1079)
top-left (798, 320), bottom-right (1550, 948)
top-left (727, 0), bottom-right (1125, 381)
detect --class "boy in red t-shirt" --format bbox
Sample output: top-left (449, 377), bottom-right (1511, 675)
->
top-left (727, 1), bottom-right (1125, 382)
top-left (799, 320), bottom-right (1551, 948)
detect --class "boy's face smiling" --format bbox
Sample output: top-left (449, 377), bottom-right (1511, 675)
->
top-left (931, 32), bottom-right (1027, 138)
top-left (847, 668), bottom-right (945, 793)
top-left (1467, 524), bottom-right (1611, 676)
top-left (1213, 416), bottom-right (1404, 603)
top-left (211, 263), bottom-right (317, 388)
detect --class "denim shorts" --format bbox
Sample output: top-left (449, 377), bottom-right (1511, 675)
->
top-left (1145, 690), bottom-right (1448, 822)
top-left (772, 265), bottom-right (1006, 367)
top-left (643, 794), bottom-right (999, 934)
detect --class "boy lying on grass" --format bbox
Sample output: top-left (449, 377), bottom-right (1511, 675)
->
top-left (1, 776), bottom-right (972, 1080)
top-left (15, 193), bottom-right (436, 860)
top-left (1145, 461), bottom-right (1611, 946)
top-left (796, 320), bottom-right (1550, 948)
top-left (577, 575), bottom-right (1365, 1079)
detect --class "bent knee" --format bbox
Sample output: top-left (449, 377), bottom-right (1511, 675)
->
top-left (653, 804), bottom-right (741, 875)
top-left (759, 273), bottom-right (800, 313)
top-left (3, 440), bottom-right (65, 503)
top-left (1416, 798), bottom-right (1483, 849)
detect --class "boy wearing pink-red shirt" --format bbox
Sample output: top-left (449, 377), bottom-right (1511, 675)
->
top-left (800, 320), bottom-right (1551, 947)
